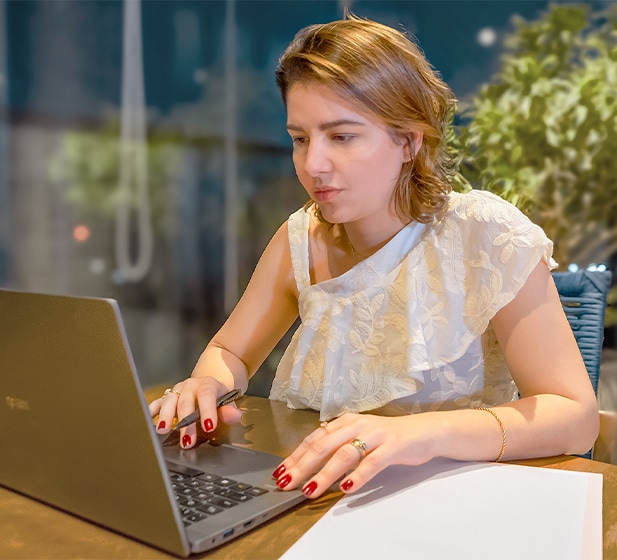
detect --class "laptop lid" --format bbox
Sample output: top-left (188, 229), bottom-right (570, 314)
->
top-left (0, 289), bottom-right (305, 556)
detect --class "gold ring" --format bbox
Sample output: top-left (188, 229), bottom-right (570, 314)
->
top-left (320, 421), bottom-right (329, 429)
top-left (349, 438), bottom-right (367, 458)
top-left (162, 387), bottom-right (182, 399)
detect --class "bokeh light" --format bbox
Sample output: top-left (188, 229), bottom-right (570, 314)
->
top-left (72, 224), bottom-right (90, 242)
top-left (477, 27), bottom-right (497, 47)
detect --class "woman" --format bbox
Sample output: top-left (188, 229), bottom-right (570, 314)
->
top-left (150, 15), bottom-right (599, 500)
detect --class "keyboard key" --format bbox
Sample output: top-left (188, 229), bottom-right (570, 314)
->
top-left (214, 488), bottom-right (252, 502)
top-left (244, 486), bottom-right (268, 496)
top-left (186, 512), bottom-right (207, 523)
top-left (185, 478), bottom-right (206, 488)
top-left (208, 496), bottom-right (237, 508)
top-left (194, 490), bottom-right (214, 501)
top-left (179, 498), bottom-right (200, 508)
top-left (215, 478), bottom-right (237, 487)
top-left (199, 473), bottom-right (222, 483)
top-left (170, 473), bottom-right (188, 483)
top-left (229, 492), bottom-right (252, 503)
top-left (196, 504), bottom-right (224, 515)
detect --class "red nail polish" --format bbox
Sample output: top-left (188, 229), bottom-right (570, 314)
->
top-left (157, 420), bottom-right (166, 430)
top-left (302, 481), bottom-right (318, 497)
top-left (182, 434), bottom-right (191, 448)
top-left (272, 464), bottom-right (286, 479)
top-left (276, 474), bottom-right (292, 489)
top-left (341, 479), bottom-right (354, 492)
top-left (204, 418), bottom-right (214, 432)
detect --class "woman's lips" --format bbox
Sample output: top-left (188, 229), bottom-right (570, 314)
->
top-left (313, 188), bottom-right (339, 202)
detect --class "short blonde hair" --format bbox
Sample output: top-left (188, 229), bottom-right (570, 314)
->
top-left (276, 15), bottom-right (456, 224)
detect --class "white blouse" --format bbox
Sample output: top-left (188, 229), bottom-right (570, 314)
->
top-left (269, 190), bottom-right (556, 421)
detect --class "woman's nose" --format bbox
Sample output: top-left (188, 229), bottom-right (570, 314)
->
top-left (302, 141), bottom-right (333, 176)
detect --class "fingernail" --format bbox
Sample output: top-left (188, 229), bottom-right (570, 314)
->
top-left (276, 474), bottom-right (292, 489)
top-left (341, 479), bottom-right (354, 492)
top-left (182, 434), bottom-right (192, 448)
top-left (272, 464), bottom-right (286, 479)
top-left (302, 481), bottom-right (318, 497)
top-left (204, 418), bottom-right (214, 432)
top-left (157, 420), bottom-right (166, 431)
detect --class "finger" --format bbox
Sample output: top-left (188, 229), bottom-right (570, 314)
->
top-left (148, 397), bottom-right (162, 418)
top-left (174, 386), bottom-right (203, 448)
top-left (194, 381), bottom-right (226, 434)
top-left (271, 428), bottom-right (329, 490)
top-left (218, 403), bottom-right (243, 424)
top-left (338, 447), bottom-right (390, 494)
top-left (298, 438), bottom-right (374, 499)
top-left (281, 414), bottom-right (365, 469)
top-left (179, 387), bottom-right (240, 448)
top-left (274, 423), bottom-right (359, 492)
top-left (155, 386), bottom-right (184, 434)
top-left (281, 426), bottom-right (339, 472)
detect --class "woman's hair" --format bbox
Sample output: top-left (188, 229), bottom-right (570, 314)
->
top-left (276, 15), bottom-right (457, 224)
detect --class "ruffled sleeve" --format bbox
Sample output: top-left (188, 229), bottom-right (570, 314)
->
top-left (437, 190), bottom-right (555, 343)
top-left (393, 189), bottom-right (556, 373)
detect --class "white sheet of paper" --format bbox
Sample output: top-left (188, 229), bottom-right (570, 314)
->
top-left (281, 458), bottom-right (603, 560)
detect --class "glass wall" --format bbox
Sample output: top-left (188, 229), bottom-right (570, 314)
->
top-left (1, 0), bottom-right (613, 401)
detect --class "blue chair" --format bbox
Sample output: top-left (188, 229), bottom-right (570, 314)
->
top-left (552, 270), bottom-right (612, 395)
top-left (552, 269), bottom-right (612, 459)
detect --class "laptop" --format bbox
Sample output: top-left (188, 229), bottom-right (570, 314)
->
top-left (0, 288), bottom-right (306, 556)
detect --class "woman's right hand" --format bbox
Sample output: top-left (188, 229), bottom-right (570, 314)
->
top-left (146, 219), bottom-right (299, 449)
top-left (148, 375), bottom-right (243, 449)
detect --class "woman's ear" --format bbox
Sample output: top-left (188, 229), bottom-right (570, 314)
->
top-left (402, 131), bottom-right (423, 162)
top-left (411, 131), bottom-right (423, 158)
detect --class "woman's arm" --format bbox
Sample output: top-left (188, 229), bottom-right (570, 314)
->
top-left (273, 261), bottom-right (600, 498)
top-left (446, 259), bottom-right (600, 459)
top-left (149, 222), bottom-right (300, 445)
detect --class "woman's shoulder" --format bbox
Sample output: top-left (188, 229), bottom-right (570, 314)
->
top-left (445, 189), bottom-right (531, 227)
top-left (436, 189), bottom-right (556, 270)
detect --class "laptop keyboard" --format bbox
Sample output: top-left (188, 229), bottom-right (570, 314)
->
top-left (167, 464), bottom-right (269, 526)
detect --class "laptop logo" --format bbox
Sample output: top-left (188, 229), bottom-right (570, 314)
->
top-left (5, 396), bottom-right (30, 411)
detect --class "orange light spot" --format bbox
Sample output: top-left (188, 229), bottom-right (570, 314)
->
top-left (73, 225), bottom-right (90, 242)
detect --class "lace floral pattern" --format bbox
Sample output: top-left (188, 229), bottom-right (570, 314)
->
top-left (270, 190), bottom-right (556, 420)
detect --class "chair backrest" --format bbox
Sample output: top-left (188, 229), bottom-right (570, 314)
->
top-left (552, 270), bottom-right (612, 395)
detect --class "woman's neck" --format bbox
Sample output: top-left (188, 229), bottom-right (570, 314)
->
top-left (341, 216), bottom-right (409, 259)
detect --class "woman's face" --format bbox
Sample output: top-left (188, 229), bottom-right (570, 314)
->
top-left (286, 82), bottom-right (414, 229)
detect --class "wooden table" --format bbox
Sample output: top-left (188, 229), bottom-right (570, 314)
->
top-left (1, 395), bottom-right (616, 559)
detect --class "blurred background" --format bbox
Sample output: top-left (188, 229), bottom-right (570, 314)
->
top-left (1, 0), bottom-right (616, 404)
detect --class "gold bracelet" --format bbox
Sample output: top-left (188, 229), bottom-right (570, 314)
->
top-left (475, 407), bottom-right (507, 462)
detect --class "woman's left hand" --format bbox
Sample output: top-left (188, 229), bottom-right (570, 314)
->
top-left (271, 412), bottom-right (439, 498)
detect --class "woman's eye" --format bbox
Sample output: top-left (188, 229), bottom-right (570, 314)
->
top-left (291, 137), bottom-right (307, 146)
top-left (332, 134), bottom-right (354, 143)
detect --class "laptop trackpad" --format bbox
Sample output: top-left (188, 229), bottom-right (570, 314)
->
top-left (163, 443), bottom-right (282, 478)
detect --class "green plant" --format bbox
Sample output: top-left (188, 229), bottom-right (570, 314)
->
top-left (454, 3), bottom-right (617, 275)
top-left (48, 122), bottom-right (179, 236)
